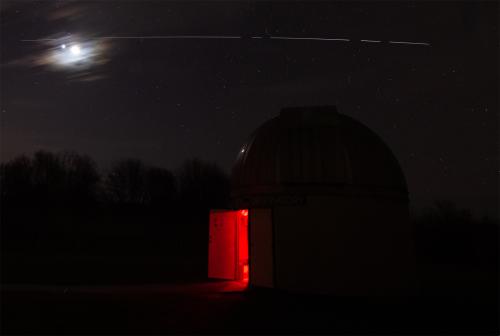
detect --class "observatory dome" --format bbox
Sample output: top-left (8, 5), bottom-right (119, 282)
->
top-left (231, 106), bottom-right (407, 200)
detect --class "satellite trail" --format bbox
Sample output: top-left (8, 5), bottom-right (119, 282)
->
top-left (21, 35), bottom-right (431, 46)
top-left (270, 36), bottom-right (351, 42)
top-left (388, 41), bottom-right (431, 46)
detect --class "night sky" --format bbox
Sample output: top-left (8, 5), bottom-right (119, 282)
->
top-left (1, 1), bottom-right (498, 217)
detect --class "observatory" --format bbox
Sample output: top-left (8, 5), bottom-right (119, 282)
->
top-left (208, 106), bottom-right (416, 295)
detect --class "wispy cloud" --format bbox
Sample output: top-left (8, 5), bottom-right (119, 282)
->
top-left (3, 33), bottom-right (112, 82)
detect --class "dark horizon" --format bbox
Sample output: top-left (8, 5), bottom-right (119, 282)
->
top-left (2, 132), bottom-right (497, 221)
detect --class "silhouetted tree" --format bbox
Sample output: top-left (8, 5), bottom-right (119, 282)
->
top-left (414, 200), bottom-right (498, 265)
top-left (145, 166), bottom-right (177, 207)
top-left (30, 151), bottom-right (68, 206)
top-left (1, 151), bottom-right (233, 282)
top-left (0, 155), bottom-right (33, 205)
top-left (105, 159), bottom-right (148, 205)
top-left (1, 151), bottom-right (100, 208)
top-left (59, 151), bottom-right (100, 206)
top-left (175, 159), bottom-right (230, 260)
top-left (177, 158), bottom-right (230, 210)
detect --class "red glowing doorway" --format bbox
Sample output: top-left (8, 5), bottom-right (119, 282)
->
top-left (208, 209), bottom-right (249, 282)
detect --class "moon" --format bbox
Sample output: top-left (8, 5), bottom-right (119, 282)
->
top-left (47, 40), bottom-right (105, 70)
top-left (53, 42), bottom-right (88, 66)
top-left (22, 34), bottom-right (111, 80)
top-left (70, 44), bottom-right (81, 55)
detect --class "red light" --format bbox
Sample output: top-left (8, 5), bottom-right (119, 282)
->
top-left (208, 209), bottom-right (249, 286)
top-left (243, 264), bottom-right (249, 282)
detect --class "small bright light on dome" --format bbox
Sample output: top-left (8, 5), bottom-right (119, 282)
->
top-left (70, 45), bottom-right (81, 55)
top-left (61, 44), bottom-right (66, 49)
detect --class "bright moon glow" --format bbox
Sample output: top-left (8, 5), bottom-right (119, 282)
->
top-left (70, 45), bottom-right (81, 55)
top-left (47, 39), bottom-right (106, 70)
top-left (25, 35), bottom-right (110, 76)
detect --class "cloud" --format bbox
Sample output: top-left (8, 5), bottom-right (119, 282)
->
top-left (46, 4), bottom-right (87, 21)
top-left (2, 33), bottom-right (112, 82)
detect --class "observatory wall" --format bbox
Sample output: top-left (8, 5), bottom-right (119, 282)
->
top-left (272, 194), bottom-right (416, 296)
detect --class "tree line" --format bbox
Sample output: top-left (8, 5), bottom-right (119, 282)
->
top-left (0, 150), bottom-right (229, 210)
top-left (1, 150), bottom-right (497, 284)
top-left (1, 150), bottom-right (230, 280)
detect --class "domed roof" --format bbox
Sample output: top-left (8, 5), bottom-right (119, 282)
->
top-left (231, 106), bottom-right (407, 200)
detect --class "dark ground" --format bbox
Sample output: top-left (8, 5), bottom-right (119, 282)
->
top-left (1, 280), bottom-right (498, 335)
top-left (1, 200), bottom-right (497, 334)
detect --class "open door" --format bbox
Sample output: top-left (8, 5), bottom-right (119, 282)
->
top-left (208, 209), bottom-right (249, 282)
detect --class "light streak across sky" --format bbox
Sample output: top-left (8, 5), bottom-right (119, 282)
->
top-left (388, 40), bottom-right (431, 46)
top-left (21, 35), bottom-right (431, 46)
top-left (18, 34), bottom-right (430, 73)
